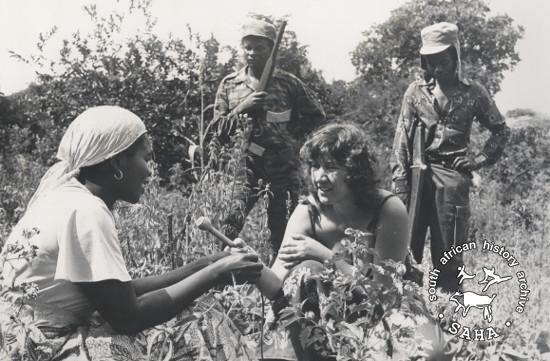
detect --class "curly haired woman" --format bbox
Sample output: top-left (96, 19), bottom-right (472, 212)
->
top-left (250, 123), bottom-right (454, 361)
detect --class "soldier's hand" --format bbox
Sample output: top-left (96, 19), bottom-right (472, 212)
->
top-left (451, 156), bottom-right (479, 171)
top-left (236, 91), bottom-right (268, 113)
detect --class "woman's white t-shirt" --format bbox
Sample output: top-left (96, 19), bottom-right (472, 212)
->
top-left (1, 178), bottom-right (130, 327)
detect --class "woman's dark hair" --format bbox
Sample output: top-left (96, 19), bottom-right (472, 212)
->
top-left (299, 122), bottom-right (380, 210)
top-left (421, 45), bottom-right (459, 84)
top-left (78, 134), bottom-right (147, 182)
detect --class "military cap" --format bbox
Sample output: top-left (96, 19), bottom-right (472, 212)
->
top-left (241, 18), bottom-right (276, 42)
top-left (420, 22), bottom-right (459, 55)
top-left (419, 22), bottom-right (466, 82)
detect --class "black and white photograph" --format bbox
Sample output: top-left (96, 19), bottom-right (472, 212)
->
top-left (0, 0), bottom-right (547, 360)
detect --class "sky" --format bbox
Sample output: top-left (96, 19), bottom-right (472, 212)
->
top-left (0, 0), bottom-right (549, 115)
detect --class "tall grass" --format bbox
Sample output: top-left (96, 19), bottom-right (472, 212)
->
top-left (0, 125), bottom-right (548, 360)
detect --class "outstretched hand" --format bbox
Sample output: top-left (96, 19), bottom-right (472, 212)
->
top-left (213, 253), bottom-right (263, 285)
top-left (224, 237), bottom-right (257, 255)
top-left (277, 234), bottom-right (333, 269)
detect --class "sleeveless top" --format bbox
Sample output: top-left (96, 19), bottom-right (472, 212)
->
top-left (304, 190), bottom-right (396, 246)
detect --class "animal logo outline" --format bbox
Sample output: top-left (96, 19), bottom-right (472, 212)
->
top-left (449, 291), bottom-right (497, 323)
top-left (448, 265), bottom-right (512, 323)
top-left (479, 266), bottom-right (512, 292)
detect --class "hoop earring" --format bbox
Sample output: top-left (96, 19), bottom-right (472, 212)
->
top-left (114, 169), bottom-right (124, 181)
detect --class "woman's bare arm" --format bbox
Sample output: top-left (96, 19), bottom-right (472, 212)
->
top-left (131, 252), bottom-right (229, 296)
top-left (270, 204), bottom-right (318, 281)
top-left (257, 204), bottom-right (319, 299)
top-left (371, 196), bottom-right (408, 286)
top-left (373, 196), bottom-right (408, 264)
top-left (77, 253), bottom-right (262, 334)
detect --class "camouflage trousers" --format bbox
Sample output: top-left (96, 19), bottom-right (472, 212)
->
top-left (410, 164), bottom-right (472, 292)
top-left (221, 151), bottom-right (300, 256)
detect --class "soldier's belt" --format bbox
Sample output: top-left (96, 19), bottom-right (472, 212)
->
top-left (248, 142), bottom-right (266, 156)
top-left (427, 155), bottom-right (464, 169)
top-left (429, 159), bottom-right (454, 169)
top-left (266, 109), bottom-right (291, 123)
top-left (428, 158), bottom-right (472, 176)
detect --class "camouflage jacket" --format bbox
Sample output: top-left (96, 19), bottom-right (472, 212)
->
top-left (390, 79), bottom-right (510, 194)
top-left (213, 67), bottom-right (325, 158)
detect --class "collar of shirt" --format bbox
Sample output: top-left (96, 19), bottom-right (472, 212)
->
top-left (231, 66), bottom-right (285, 89)
top-left (418, 77), bottom-right (472, 115)
top-left (419, 76), bottom-right (471, 91)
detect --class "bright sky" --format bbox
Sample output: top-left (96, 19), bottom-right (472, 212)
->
top-left (0, 0), bottom-right (549, 114)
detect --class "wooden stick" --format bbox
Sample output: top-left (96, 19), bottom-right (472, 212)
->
top-left (195, 217), bottom-right (283, 298)
top-left (195, 216), bottom-right (239, 247)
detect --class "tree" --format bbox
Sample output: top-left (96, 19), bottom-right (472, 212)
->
top-left (4, 7), bottom-right (344, 184)
top-left (351, 0), bottom-right (523, 95)
top-left (5, 1), bottom-right (237, 184)
top-left (344, 0), bottom-right (523, 185)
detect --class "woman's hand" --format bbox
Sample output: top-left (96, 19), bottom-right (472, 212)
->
top-left (277, 234), bottom-right (333, 268)
top-left (212, 253), bottom-right (263, 285)
top-left (223, 237), bottom-right (256, 255)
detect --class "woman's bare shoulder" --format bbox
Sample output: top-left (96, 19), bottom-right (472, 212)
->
top-left (286, 201), bottom-right (313, 233)
top-left (376, 190), bottom-right (407, 223)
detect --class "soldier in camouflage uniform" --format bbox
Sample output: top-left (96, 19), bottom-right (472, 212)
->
top-left (214, 18), bottom-right (326, 256)
top-left (391, 23), bottom-right (510, 291)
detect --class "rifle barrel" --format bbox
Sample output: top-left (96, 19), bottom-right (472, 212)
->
top-left (258, 21), bottom-right (287, 91)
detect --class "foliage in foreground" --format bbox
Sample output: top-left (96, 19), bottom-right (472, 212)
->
top-left (1, 119), bottom-right (548, 360)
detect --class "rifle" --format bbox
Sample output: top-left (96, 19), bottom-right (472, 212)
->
top-left (407, 120), bottom-right (427, 264)
top-left (211, 21), bottom-right (286, 147)
top-left (258, 20), bottom-right (287, 92)
top-left (245, 20), bottom-right (287, 157)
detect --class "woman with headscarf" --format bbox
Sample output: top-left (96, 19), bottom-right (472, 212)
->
top-left (0, 106), bottom-right (262, 360)
top-left (390, 22), bottom-right (510, 292)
